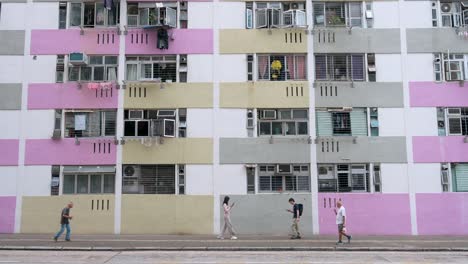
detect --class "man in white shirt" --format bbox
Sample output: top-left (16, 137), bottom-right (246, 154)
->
top-left (334, 200), bottom-right (352, 245)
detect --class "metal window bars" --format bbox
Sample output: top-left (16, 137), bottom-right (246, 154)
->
top-left (122, 165), bottom-right (176, 194)
top-left (318, 164), bottom-right (370, 193)
top-left (315, 54), bottom-right (365, 81)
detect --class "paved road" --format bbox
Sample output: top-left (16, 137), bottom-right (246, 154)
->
top-left (1, 251), bottom-right (468, 263)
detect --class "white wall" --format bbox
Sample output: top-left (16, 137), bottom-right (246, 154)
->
top-left (188, 2), bottom-right (213, 29)
top-left (0, 111), bottom-right (20, 139)
top-left (185, 165), bottom-right (213, 195)
top-left (217, 109), bottom-right (248, 138)
top-left (409, 163), bottom-right (442, 193)
top-left (218, 55), bottom-right (247, 82)
top-left (24, 110), bottom-right (55, 139)
top-left (28, 55), bottom-right (57, 83)
top-left (381, 163), bottom-right (409, 193)
top-left (188, 55), bottom-right (213, 82)
top-left (0, 56), bottom-right (24, 83)
top-left (376, 54), bottom-right (402, 82)
top-left (31, 3), bottom-right (59, 30)
top-left (0, 3), bottom-right (26, 30)
top-left (215, 165), bottom-right (246, 195)
top-left (215, 2), bottom-right (245, 29)
top-left (406, 54), bottom-right (434, 81)
top-left (187, 108), bottom-right (213, 138)
top-left (400, 1), bottom-right (432, 28)
top-left (373, 2), bottom-right (400, 29)
top-left (23, 166), bottom-right (51, 196)
top-left (0, 167), bottom-right (18, 196)
top-left (407, 108), bottom-right (438, 136)
top-left (378, 108), bottom-right (405, 137)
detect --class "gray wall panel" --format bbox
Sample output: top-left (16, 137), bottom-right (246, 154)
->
top-left (313, 28), bottom-right (401, 54)
top-left (407, 28), bottom-right (468, 53)
top-left (315, 82), bottom-right (404, 107)
top-left (219, 194), bottom-right (313, 236)
top-left (316, 136), bottom-right (407, 163)
top-left (0, 31), bottom-right (25, 55)
top-left (220, 138), bottom-right (311, 164)
top-left (0, 83), bottom-right (22, 110)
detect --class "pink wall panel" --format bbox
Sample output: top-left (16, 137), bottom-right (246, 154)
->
top-left (0, 197), bottom-right (16, 234)
top-left (31, 29), bottom-right (120, 55)
top-left (28, 83), bottom-right (118, 110)
top-left (410, 81), bottom-right (468, 107)
top-left (318, 193), bottom-right (412, 235)
top-left (125, 29), bottom-right (213, 55)
top-left (25, 139), bottom-right (116, 165)
top-left (416, 193), bottom-right (468, 235)
top-left (413, 136), bottom-right (468, 163)
top-left (0, 140), bottom-right (19, 166)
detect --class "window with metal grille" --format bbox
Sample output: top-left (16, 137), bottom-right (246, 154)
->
top-left (258, 54), bottom-right (307, 81)
top-left (316, 108), bottom-right (368, 137)
top-left (452, 163), bottom-right (468, 192)
top-left (246, 166), bottom-right (256, 193)
top-left (258, 164), bottom-right (310, 193)
top-left (313, 2), bottom-right (363, 28)
top-left (318, 164), bottom-right (370, 193)
top-left (127, 3), bottom-right (178, 28)
top-left (69, 2), bottom-right (119, 28)
top-left (332, 112), bottom-right (351, 135)
top-left (126, 56), bottom-right (177, 82)
top-left (63, 173), bottom-right (115, 194)
top-left (248, 2), bottom-right (307, 29)
top-left (59, 2), bottom-right (67, 29)
top-left (51, 165), bottom-right (60, 196)
top-left (64, 110), bottom-right (116, 138)
top-left (315, 54), bottom-right (365, 81)
top-left (56, 55), bottom-right (65, 83)
top-left (258, 109), bottom-right (308, 136)
top-left (441, 163), bottom-right (450, 192)
top-left (69, 56), bottom-right (118, 82)
top-left (122, 165), bottom-right (176, 194)
top-left (438, 1), bottom-right (468, 28)
top-left (447, 108), bottom-right (468, 135)
top-left (178, 164), bottom-right (185, 195)
top-left (434, 53), bottom-right (468, 81)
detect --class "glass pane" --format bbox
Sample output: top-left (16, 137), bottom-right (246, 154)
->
top-left (128, 4), bottom-right (138, 15)
top-left (95, 3), bottom-right (105, 26)
top-left (259, 122), bottom-right (271, 135)
top-left (90, 174), bottom-right (102, 193)
top-left (105, 56), bottom-right (118, 64)
top-left (126, 64), bottom-right (138, 81)
top-left (297, 176), bottom-right (310, 191)
top-left (259, 176), bottom-right (271, 191)
top-left (285, 122), bottom-right (296, 135)
top-left (141, 64), bottom-right (152, 79)
top-left (279, 110), bottom-right (292, 119)
top-left (103, 174), bottom-right (115, 193)
top-left (89, 56), bottom-right (103, 65)
top-left (271, 176), bottom-right (283, 192)
top-left (124, 121), bottom-right (136, 136)
top-left (70, 3), bottom-right (82, 27)
top-left (63, 175), bottom-right (75, 194)
top-left (137, 121), bottom-right (149, 136)
top-left (285, 176), bottom-right (297, 191)
top-left (297, 122), bottom-right (308, 135)
top-left (93, 67), bottom-right (105, 81)
top-left (80, 67), bottom-right (92, 81)
top-left (83, 3), bottom-right (95, 27)
top-left (272, 122), bottom-right (283, 135)
top-left (77, 175), bottom-right (89, 194)
top-left (139, 8), bottom-right (149, 26)
top-left (108, 3), bottom-right (118, 26)
top-left (69, 67), bottom-right (80, 81)
top-left (293, 110), bottom-right (308, 119)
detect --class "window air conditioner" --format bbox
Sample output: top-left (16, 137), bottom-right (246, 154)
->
top-left (261, 110), bottom-right (277, 119)
top-left (123, 165), bottom-right (141, 178)
top-left (318, 166), bottom-right (335, 179)
top-left (129, 110), bottom-right (144, 120)
top-left (277, 164), bottom-right (292, 173)
top-left (157, 110), bottom-right (176, 117)
top-left (69, 53), bottom-right (88, 65)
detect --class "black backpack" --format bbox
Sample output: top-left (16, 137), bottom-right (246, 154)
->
top-left (297, 204), bottom-right (304, 216)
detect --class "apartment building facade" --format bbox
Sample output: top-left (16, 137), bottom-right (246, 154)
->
top-left (0, 0), bottom-right (467, 235)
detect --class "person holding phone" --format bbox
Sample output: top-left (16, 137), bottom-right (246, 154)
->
top-left (218, 196), bottom-right (238, 240)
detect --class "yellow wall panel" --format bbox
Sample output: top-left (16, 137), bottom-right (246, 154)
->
top-left (121, 195), bottom-right (213, 234)
top-left (220, 82), bottom-right (309, 108)
top-left (122, 138), bottom-right (213, 164)
top-left (21, 195), bottom-right (115, 234)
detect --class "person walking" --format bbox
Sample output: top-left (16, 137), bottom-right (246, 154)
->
top-left (334, 200), bottom-right (352, 245)
top-left (53, 202), bottom-right (73, 242)
top-left (287, 198), bottom-right (302, 239)
top-left (218, 196), bottom-right (237, 240)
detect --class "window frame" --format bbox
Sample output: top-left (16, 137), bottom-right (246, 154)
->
top-left (126, 56), bottom-right (178, 82)
top-left (258, 109), bottom-right (309, 136)
top-left (313, 1), bottom-right (364, 28)
top-left (127, 3), bottom-right (178, 28)
top-left (257, 54), bottom-right (307, 81)
top-left (69, 2), bottom-right (120, 28)
top-left (62, 173), bottom-right (115, 194)
top-left (258, 164), bottom-right (310, 193)
top-left (68, 55), bottom-right (118, 82)
top-left (317, 164), bottom-right (370, 193)
top-left (315, 54), bottom-right (366, 82)
top-left (64, 110), bottom-right (117, 138)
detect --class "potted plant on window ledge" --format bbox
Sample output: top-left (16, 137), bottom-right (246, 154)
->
top-left (271, 59), bottom-right (282, 80)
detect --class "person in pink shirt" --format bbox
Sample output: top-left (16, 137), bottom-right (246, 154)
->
top-left (218, 196), bottom-right (238, 240)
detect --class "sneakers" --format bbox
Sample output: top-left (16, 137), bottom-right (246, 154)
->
top-left (347, 235), bottom-right (352, 244)
top-left (230, 236), bottom-right (238, 240)
top-left (336, 241), bottom-right (344, 245)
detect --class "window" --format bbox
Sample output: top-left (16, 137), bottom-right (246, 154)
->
top-left (247, 54), bottom-right (254, 81)
top-left (127, 3), bottom-right (177, 28)
top-left (178, 109), bottom-right (187, 138)
top-left (332, 112), bottom-right (351, 136)
top-left (126, 56), bottom-right (177, 82)
top-left (258, 109), bottom-right (308, 136)
top-left (246, 167), bottom-right (256, 194)
top-left (69, 2), bottom-right (119, 28)
top-left (373, 164), bottom-right (381, 192)
top-left (258, 164), bottom-right (310, 193)
top-left (59, 2), bottom-right (67, 29)
top-left (178, 165), bottom-right (185, 195)
top-left (435, 53), bottom-right (468, 82)
top-left (248, 2), bottom-right (307, 29)
top-left (370, 108), bottom-right (379, 136)
top-left (452, 163), bottom-right (468, 192)
top-left (257, 54), bottom-right (307, 81)
top-left (122, 165), bottom-right (176, 194)
top-left (69, 56), bottom-right (118, 82)
top-left (313, 2), bottom-right (363, 28)
top-left (318, 164), bottom-right (370, 193)
top-left (438, 1), bottom-right (468, 28)
top-left (316, 108), bottom-right (368, 137)
top-left (56, 55), bottom-right (65, 83)
top-left (62, 167), bottom-right (115, 194)
top-left (124, 109), bottom-right (177, 138)
top-left (441, 163), bottom-right (450, 192)
top-left (64, 110), bottom-right (116, 138)
top-left (315, 54), bottom-right (365, 81)
top-left (367, 53), bottom-right (376, 82)
top-left (447, 108), bottom-right (468, 135)
top-left (51, 165), bottom-right (60, 196)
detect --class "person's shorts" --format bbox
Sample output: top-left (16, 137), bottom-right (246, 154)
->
top-left (338, 224), bottom-right (344, 232)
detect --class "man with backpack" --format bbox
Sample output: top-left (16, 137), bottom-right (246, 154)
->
top-left (287, 198), bottom-right (303, 239)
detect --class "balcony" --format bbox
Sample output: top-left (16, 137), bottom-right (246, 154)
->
top-left (316, 136), bottom-right (407, 163)
top-left (315, 82), bottom-right (403, 107)
top-left (30, 29), bottom-right (120, 55)
top-left (0, 140), bottom-right (19, 166)
top-left (25, 138), bottom-right (117, 165)
top-left (313, 28), bottom-right (401, 53)
top-left (28, 83), bottom-right (118, 110)
top-left (124, 82), bottom-right (213, 109)
top-left (407, 28), bottom-right (468, 53)
top-left (410, 81), bottom-right (468, 107)
top-left (413, 136), bottom-right (468, 163)
top-left (122, 138), bottom-right (212, 164)
top-left (125, 29), bottom-right (213, 55)
top-left (220, 81), bottom-right (309, 108)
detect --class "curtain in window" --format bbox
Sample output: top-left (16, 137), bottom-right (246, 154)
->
top-left (295, 55), bottom-right (306, 80)
top-left (95, 3), bottom-right (106, 26)
top-left (258, 55), bottom-right (269, 80)
top-left (107, 67), bottom-right (117, 81)
top-left (286, 55), bottom-right (295, 80)
top-left (126, 64), bottom-right (138, 80)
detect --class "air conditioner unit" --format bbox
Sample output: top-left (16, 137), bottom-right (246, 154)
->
top-left (441, 3), bottom-right (452, 13)
top-left (277, 164), bottom-right (292, 174)
top-left (365, 10), bottom-right (373, 19)
top-left (261, 110), bottom-right (277, 120)
top-left (69, 53), bottom-right (88, 65)
top-left (123, 165), bottom-right (140, 178)
top-left (157, 110), bottom-right (176, 117)
top-left (318, 165), bottom-right (335, 179)
top-left (291, 3), bottom-right (299, 9)
top-left (129, 110), bottom-right (144, 120)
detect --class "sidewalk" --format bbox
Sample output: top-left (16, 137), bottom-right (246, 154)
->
top-left (0, 234), bottom-right (467, 251)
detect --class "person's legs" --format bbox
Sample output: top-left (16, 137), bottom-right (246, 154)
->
top-left (54, 225), bottom-right (65, 240)
top-left (337, 224), bottom-right (343, 244)
top-left (291, 219), bottom-right (299, 238)
top-left (65, 224), bottom-right (71, 241)
top-left (225, 217), bottom-right (236, 238)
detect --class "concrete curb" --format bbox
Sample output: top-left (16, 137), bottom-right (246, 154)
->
top-left (1, 246), bottom-right (468, 252)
